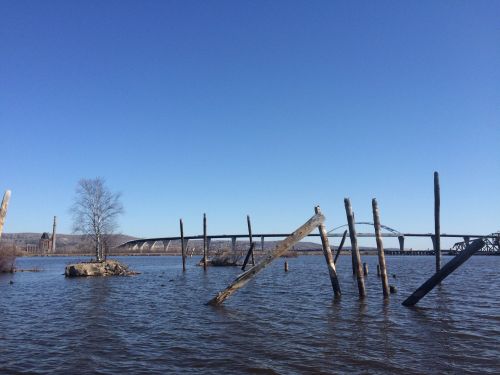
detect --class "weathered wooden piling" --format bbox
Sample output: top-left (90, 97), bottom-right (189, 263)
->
top-left (284, 261), bottom-right (289, 272)
top-left (247, 215), bottom-right (255, 266)
top-left (315, 206), bottom-right (341, 297)
top-left (207, 213), bottom-right (324, 306)
top-left (203, 213), bottom-right (207, 270)
top-left (434, 171), bottom-right (441, 272)
top-left (334, 229), bottom-right (348, 265)
top-left (372, 198), bottom-right (390, 297)
top-left (0, 190), bottom-right (11, 238)
top-left (363, 263), bottom-right (368, 276)
top-left (180, 218), bottom-right (186, 272)
top-left (344, 198), bottom-right (366, 298)
top-left (402, 239), bottom-right (485, 306)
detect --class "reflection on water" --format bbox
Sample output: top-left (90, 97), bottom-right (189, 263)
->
top-left (1, 255), bottom-right (499, 374)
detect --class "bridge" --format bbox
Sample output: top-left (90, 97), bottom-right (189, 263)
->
top-left (116, 222), bottom-right (499, 255)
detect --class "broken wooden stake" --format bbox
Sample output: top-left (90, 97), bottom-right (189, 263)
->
top-left (402, 239), bottom-right (485, 306)
top-left (247, 215), bottom-right (255, 266)
top-left (241, 242), bottom-right (255, 271)
top-left (372, 198), bottom-right (390, 297)
top-left (363, 262), bottom-right (368, 276)
top-left (0, 190), bottom-right (11, 238)
top-left (207, 213), bottom-right (324, 306)
top-left (315, 206), bottom-right (341, 297)
top-left (344, 198), bottom-right (366, 298)
top-left (284, 261), bottom-right (289, 272)
top-left (334, 229), bottom-right (348, 265)
top-left (180, 218), bottom-right (186, 272)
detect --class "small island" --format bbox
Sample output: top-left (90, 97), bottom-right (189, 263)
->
top-left (65, 259), bottom-right (138, 277)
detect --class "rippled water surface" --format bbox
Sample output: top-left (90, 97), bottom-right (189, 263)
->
top-left (1, 255), bottom-right (499, 374)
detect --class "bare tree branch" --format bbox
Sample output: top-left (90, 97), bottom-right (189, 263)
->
top-left (70, 178), bottom-right (124, 261)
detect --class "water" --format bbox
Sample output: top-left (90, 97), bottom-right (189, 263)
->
top-left (0, 255), bottom-right (499, 374)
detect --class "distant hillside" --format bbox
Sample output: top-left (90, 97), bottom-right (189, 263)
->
top-left (1, 233), bottom-right (137, 255)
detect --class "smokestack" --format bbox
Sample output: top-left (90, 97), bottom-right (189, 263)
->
top-left (51, 216), bottom-right (56, 253)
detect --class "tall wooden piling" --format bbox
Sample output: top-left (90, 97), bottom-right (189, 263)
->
top-left (434, 171), bottom-right (441, 272)
top-left (247, 215), bottom-right (255, 266)
top-left (315, 206), bottom-right (341, 297)
top-left (0, 190), bottom-right (11, 238)
top-left (402, 239), bottom-right (485, 306)
top-left (372, 198), bottom-right (390, 297)
top-left (203, 213), bottom-right (207, 270)
top-left (180, 218), bottom-right (186, 271)
top-left (344, 198), bottom-right (366, 298)
top-left (207, 213), bottom-right (324, 306)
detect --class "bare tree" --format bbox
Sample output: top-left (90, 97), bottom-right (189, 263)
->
top-left (70, 178), bottom-right (124, 262)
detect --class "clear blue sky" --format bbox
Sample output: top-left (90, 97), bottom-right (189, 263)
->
top-left (1, 0), bottom-right (498, 249)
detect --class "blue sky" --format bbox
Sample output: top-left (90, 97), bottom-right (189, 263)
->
top-left (1, 0), bottom-right (498, 249)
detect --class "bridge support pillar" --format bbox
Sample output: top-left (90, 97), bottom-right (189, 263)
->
top-left (261, 236), bottom-right (265, 252)
top-left (398, 236), bottom-right (405, 253)
top-left (231, 237), bottom-right (236, 252)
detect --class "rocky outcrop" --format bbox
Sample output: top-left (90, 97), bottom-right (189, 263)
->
top-left (65, 259), bottom-right (138, 277)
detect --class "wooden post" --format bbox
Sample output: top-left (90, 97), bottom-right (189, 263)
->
top-left (434, 171), bottom-right (441, 272)
top-left (247, 215), bottom-right (255, 266)
top-left (402, 239), bottom-right (485, 306)
top-left (0, 190), bottom-right (11, 238)
top-left (203, 213), bottom-right (207, 270)
top-left (180, 218), bottom-right (186, 272)
top-left (241, 242), bottom-right (255, 271)
top-left (207, 213), bottom-right (324, 306)
top-left (372, 198), bottom-right (390, 297)
top-left (334, 229), bottom-right (348, 264)
top-left (284, 261), bottom-right (289, 272)
top-left (315, 206), bottom-right (341, 297)
top-left (363, 262), bottom-right (368, 276)
top-left (344, 198), bottom-right (366, 298)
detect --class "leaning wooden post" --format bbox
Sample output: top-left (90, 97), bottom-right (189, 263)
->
top-left (372, 198), bottom-right (390, 297)
top-left (315, 206), bottom-right (341, 297)
top-left (180, 218), bottom-right (186, 272)
top-left (434, 171), bottom-right (441, 272)
top-left (207, 213), bottom-right (323, 306)
top-left (247, 215), bottom-right (255, 266)
top-left (344, 198), bottom-right (366, 298)
top-left (203, 213), bottom-right (207, 270)
top-left (402, 239), bottom-right (485, 306)
top-left (0, 190), bottom-right (11, 238)
top-left (334, 229), bottom-right (348, 264)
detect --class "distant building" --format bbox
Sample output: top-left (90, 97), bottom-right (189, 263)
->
top-left (39, 232), bottom-right (52, 252)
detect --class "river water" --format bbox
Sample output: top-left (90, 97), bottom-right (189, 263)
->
top-left (0, 255), bottom-right (498, 374)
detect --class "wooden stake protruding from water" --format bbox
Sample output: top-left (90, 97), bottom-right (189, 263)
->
top-left (363, 262), bottom-right (368, 276)
top-left (284, 261), bottom-right (289, 272)
top-left (344, 198), bottom-right (366, 298)
top-left (203, 213), bottom-right (207, 270)
top-left (402, 239), bottom-right (485, 306)
top-left (0, 190), bottom-right (11, 238)
top-left (247, 215), bottom-right (255, 266)
top-left (372, 198), bottom-right (390, 297)
top-left (434, 171), bottom-right (441, 272)
top-left (180, 218), bottom-right (186, 272)
top-left (334, 230), bottom-right (348, 265)
top-left (315, 206), bottom-right (341, 298)
top-left (207, 212), bottom-right (324, 306)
